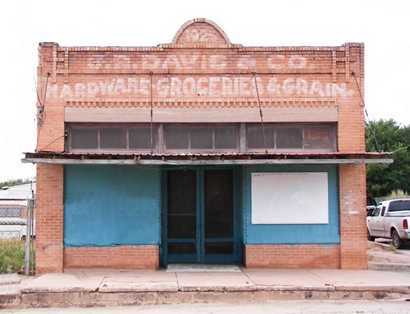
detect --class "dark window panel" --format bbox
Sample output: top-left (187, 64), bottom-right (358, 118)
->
top-left (168, 215), bottom-right (196, 238)
top-left (165, 125), bottom-right (189, 149)
top-left (246, 125), bottom-right (274, 149)
top-left (215, 126), bottom-right (237, 149)
top-left (167, 170), bottom-right (196, 215)
top-left (304, 126), bottom-right (334, 149)
top-left (168, 243), bottom-right (196, 254)
top-left (276, 127), bottom-right (303, 149)
top-left (71, 128), bottom-right (98, 149)
top-left (204, 170), bottom-right (233, 238)
top-left (100, 128), bottom-right (126, 149)
top-left (205, 242), bottom-right (233, 255)
top-left (167, 170), bottom-right (197, 239)
top-left (190, 127), bottom-right (213, 149)
top-left (167, 170), bottom-right (196, 239)
top-left (129, 127), bottom-right (155, 149)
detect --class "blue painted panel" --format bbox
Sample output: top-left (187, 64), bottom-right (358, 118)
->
top-left (64, 165), bottom-right (161, 247)
top-left (242, 164), bottom-right (340, 244)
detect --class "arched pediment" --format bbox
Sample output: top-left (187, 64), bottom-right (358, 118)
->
top-left (172, 18), bottom-right (230, 46)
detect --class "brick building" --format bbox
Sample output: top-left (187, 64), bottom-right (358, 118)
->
top-left (24, 19), bottom-right (391, 273)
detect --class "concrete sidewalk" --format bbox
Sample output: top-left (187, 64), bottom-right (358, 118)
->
top-left (1, 268), bottom-right (410, 309)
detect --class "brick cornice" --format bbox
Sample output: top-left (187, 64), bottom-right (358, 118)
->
top-left (65, 98), bottom-right (337, 108)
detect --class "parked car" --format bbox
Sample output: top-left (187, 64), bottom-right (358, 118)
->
top-left (367, 199), bottom-right (410, 248)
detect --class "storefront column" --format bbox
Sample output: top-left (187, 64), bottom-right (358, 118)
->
top-left (339, 164), bottom-right (367, 269)
top-left (35, 164), bottom-right (64, 273)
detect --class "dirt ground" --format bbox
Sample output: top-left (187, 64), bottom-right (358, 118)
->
top-left (368, 239), bottom-right (410, 266)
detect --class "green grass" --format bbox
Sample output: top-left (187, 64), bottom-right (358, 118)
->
top-left (0, 239), bottom-right (25, 273)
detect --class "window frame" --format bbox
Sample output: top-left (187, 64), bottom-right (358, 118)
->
top-left (67, 123), bottom-right (158, 154)
top-left (66, 122), bottom-right (337, 154)
top-left (163, 123), bottom-right (240, 153)
top-left (245, 123), bottom-right (337, 153)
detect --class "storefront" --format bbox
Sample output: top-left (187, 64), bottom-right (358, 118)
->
top-left (24, 19), bottom-right (391, 273)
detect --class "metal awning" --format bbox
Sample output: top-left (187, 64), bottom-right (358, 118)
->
top-left (22, 151), bottom-right (393, 165)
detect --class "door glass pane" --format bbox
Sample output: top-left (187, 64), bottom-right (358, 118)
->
top-left (204, 170), bottom-right (233, 239)
top-left (168, 215), bottom-right (196, 238)
top-left (167, 170), bottom-right (196, 239)
top-left (191, 127), bottom-right (213, 149)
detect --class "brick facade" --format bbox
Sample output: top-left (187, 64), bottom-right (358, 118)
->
top-left (33, 18), bottom-right (368, 272)
top-left (339, 164), bottom-right (368, 268)
top-left (245, 244), bottom-right (340, 268)
top-left (64, 246), bottom-right (159, 269)
top-left (35, 164), bottom-right (64, 273)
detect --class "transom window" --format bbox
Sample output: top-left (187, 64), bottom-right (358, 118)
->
top-left (67, 123), bottom-right (336, 153)
top-left (164, 124), bottom-right (238, 151)
top-left (246, 124), bottom-right (335, 150)
top-left (68, 124), bottom-right (157, 152)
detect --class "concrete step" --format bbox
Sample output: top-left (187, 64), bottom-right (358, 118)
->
top-left (166, 264), bottom-right (241, 272)
top-left (369, 262), bottom-right (410, 272)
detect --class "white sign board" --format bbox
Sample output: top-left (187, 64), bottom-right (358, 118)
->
top-left (251, 172), bottom-right (329, 224)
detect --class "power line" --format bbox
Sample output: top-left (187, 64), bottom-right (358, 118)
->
top-left (36, 73), bottom-right (50, 127)
top-left (253, 74), bottom-right (268, 154)
top-left (37, 135), bottom-right (66, 152)
top-left (149, 72), bottom-right (154, 154)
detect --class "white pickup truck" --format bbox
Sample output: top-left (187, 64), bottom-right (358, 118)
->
top-left (367, 199), bottom-right (410, 249)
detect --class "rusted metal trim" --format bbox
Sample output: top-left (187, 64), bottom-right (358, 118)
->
top-left (22, 157), bottom-right (393, 165)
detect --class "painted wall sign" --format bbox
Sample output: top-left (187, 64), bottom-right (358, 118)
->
top-left (46, 76), bottom-right (352, 100)
top-left (83, 54), bottom-right (314, 72)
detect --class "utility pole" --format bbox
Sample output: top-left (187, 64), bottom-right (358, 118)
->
top-left (24, 184), bottom-right (34, 275)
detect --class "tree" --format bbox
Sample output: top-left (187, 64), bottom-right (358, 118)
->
top-left (366, 119), bottom-right (410, 197)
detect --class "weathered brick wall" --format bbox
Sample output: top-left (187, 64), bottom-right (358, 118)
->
top-left (245, 244), bottom-right (340, 268)
top-left (337, 43), bottom-right (365, 152)
top-left (64, 246), bottom-right (159, 269)
top-left (339, 164), bottom-right (368, 269)
top-left (36, 44), bottom-right (65, 152)
top-left (36, 20), bottom-right (365, 153)
top-left (35, 164), bottom-right (64, 273)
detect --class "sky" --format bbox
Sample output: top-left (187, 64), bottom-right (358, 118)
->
top-left (0, 0), bottom-right (409, 182)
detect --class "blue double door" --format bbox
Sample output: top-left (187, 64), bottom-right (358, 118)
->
top-left (162, 168), bottom-right (241, 265)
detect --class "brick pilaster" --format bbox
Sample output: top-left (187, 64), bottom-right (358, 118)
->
top-left (339, 164), bottom-right (367, 269)
top-left (35, 164), bottom-right (64, 273)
